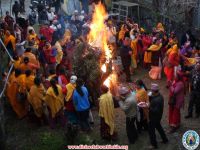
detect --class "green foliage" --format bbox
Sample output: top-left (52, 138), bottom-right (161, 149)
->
top-left (24, 131), bottom-right (66, 150)
top-left (73, 42), bottom-right (101, 82)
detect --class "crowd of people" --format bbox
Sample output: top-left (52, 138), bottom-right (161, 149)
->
top-left (0, 0), bottom-right (200, 149)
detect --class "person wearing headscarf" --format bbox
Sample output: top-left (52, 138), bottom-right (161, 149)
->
top-left (44, 78), bottom-right (65, 129)
top-left (168, 72), bottom-right (184, 133)
top-left (148, 84), bottom-right (168, 149)
top-left (99, 85), bottom-right (117, 141)
top-left (116, 86), bottom-right (138, 144)
top-left (73, 78), bottom-right (91, 131)
top-left (65, 75), bottom-right (78, 124)
top-left (164, 44), bottom-right (180, 87)
top-left (28, 77), bottom-right (46, 124)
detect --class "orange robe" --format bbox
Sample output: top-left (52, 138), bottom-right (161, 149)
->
top-left (28, 84), bottom-right (46, 117)
top-left (118, 25), bottom-right (128, 41)
top-left (44, 85), bottom-right (64, 118)
top-left (21, 52), bottom-right (40, 67)
top-left (26, 75), bottom-right (35, 91)
top-left (19, 62), bottom-right (39, 74)
top-left (6, 73), bottom-right (27, 119)
top-left (13, 58), bottom-right (21, 69)
top-left (130, 39), bottom-right (138, 68)
top-left (4, 35), bottom-right (16, 51)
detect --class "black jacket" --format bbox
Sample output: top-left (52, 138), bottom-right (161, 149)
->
top-left (149, 93), bottom-right (164, 122)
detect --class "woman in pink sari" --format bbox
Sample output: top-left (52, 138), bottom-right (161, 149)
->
top-left (168, 72), bottom-right (184, 133)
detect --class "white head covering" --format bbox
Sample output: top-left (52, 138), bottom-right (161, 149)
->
top-left (81, 10), bottom-right (85, 14)
top-left (74, 10), bottom-right (78, 14)
top-left (70, 75), bottom-right (77, 84)
top-left (151, 83), bottom-right (159, 91)
top-left (118, 86), bottom-right (130, 95)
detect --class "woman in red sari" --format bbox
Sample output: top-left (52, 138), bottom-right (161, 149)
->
top-left (168, 73), bottom-right (184, 133)
top-left (164, 44), bottom-right (180, 87)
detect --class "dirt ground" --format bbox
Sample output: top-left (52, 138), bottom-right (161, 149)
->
top-left (4, 67), bottom-right (200, 150)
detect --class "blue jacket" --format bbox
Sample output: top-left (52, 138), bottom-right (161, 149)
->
top-left (73, 86), bottom-right (90, 111)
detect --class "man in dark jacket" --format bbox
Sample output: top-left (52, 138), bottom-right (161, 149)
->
top-left (120, 37), bottom-right (132, 82)
top-left (19, 0), bottom-right (25, 13)
top-left (12, 1), bottom-right (20, 20)
top-left (185, 61), bottom-right (200, 118)
top-left (148, 84), bottom-right (168, 149)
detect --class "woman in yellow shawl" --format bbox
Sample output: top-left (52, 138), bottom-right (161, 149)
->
top-left (6, 69), bottom-right (27, 119)
top-left (28, 77), bottom-right (46, 124)
top-left (44, 78), bottom-right (65, 129)
top-left (135, 80), bottom-right (149, 131)
top-left (144, 40), bottom-right (162, 67)
top-left (99, 85), bottom-right (117, 141)
top-left (27, 29), bottom-right (39, 46)
top-left (64, 75), bottom-right (78, 124)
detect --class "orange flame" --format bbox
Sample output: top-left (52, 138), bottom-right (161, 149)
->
top-left (101, 64), bottom-right (107, 73)
top-left (87, 3), bottom-right (112, 62)
top-left (103, 73), bottom-right (117, 88)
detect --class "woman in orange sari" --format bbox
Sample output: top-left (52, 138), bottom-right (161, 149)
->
top-left (6, 69), bottom-right (27, 119)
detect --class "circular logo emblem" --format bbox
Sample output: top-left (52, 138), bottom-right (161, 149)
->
top-left (182, 130), bottom-right (199, 150)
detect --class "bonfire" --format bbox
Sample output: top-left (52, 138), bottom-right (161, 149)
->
top-left (87, 3), bottom-right (118, 95)
top-left (72, 3), bottom-right (118, 99)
